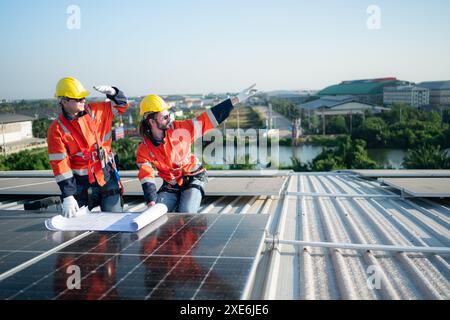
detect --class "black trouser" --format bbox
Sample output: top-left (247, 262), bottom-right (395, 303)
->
top-left (75, 164), bottom-right (123, 212)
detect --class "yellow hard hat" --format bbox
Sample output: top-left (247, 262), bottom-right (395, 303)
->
top-left (140, 94), bottom-right (171, 116)
top-left (55, 77), bottom-right (90, 99)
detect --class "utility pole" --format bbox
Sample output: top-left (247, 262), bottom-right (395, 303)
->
top-left (236, 107), bottom-right (240, 138)
top-left (268, 103), bottom-right (273, 130)
top-left (1, 122), bottom-right (5, 157)
top-left (349, 112), bottom-right (353, 133)
top-left (322, 109), bottom-right (326, 135)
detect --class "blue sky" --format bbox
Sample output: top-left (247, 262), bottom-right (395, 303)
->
top-left (1, 0), bottom-right (449, 99)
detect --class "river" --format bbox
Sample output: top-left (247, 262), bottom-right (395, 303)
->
top-left (277, 146), bottom-right (406, 169)
top-left (202, 144), bottom-right (449, 169)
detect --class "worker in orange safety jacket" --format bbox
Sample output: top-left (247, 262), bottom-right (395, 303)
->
top-left (136, 84), bottom-right (257, 213)
top-left (47, 77), bottom-right (129, 217)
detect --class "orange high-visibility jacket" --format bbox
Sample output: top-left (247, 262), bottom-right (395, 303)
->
top-left (137, 98), bottom-right (234, 203)
top-left (48, 90), bottom-right (128, 198)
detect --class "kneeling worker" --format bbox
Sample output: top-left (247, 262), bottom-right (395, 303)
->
top-left (136, 85), bottom-right (257, 213)
top-left (48, 77), bottom-right (129, 217)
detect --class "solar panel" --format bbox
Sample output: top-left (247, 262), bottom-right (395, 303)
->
top-left (380, 178), bottom-right (450, 197)
top-left (0, 211), bottom-right (87, 274)
top-left (345, 169), bottom-right (450, 178)
top-left (0, 213), bottom-right (269, 300)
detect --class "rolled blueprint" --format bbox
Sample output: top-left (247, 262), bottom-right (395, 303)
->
top-left (45, 203), bottom-right (168, 232)
top-left (131, 203), bottom-right (168, 231)
top-left (130, 214), bottom-right (169, 241)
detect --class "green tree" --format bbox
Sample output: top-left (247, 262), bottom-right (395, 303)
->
top-left (352, 117), bottom-right (386, 147)
top-left (381, 103), bottom-right (419, 124)
top-left (229, 155), bottom-right (257, 170)
top-left (301, 111), bottom-right (320, 134)
top-left (289, 157), bottom-right (309, 172)
top-left (311, 148), bottom-right (344, 171)
top-left (442, 108), bottom-right (450, 124)
top-left (403, 144), bottom-right (450, 169)
top-left (112, 138), bottom-right (140, 170)
top-left (32, 119), bottom-right (52, 138)
top-left (310, 136), bottom-right (377, 171)
top-left (270, 98), bottom-right (300, 120)
top-left (0, 148), bottom-right (51, 170)
top-left (327, 115), bottom-right (348, 134)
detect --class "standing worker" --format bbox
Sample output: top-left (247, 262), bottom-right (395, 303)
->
top-left (48, 77), bottom-right (129, 217)
top-left (136, 84), bottom-right (257, 213)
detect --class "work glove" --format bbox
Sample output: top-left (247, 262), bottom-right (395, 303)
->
top-left (235, 84), bottom-right (257, 104)
top-left (93, 85), bottom-right (117, 96)
top-left (62, 195), bottom-right (79, 218)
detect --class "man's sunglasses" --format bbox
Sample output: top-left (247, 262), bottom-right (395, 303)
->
top-left (160, 113), bottom-right (171, 121)
top-left (64, 97), bottom-right (85, 103)
top-left (145, 112), bottom-right (172, 122)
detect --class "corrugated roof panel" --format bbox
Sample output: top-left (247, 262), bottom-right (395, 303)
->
top-left (261, 173), bottom-right (450, 300)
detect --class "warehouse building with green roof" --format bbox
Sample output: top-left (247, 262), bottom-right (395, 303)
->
top-left (318, 77), bottom-right (409, 105)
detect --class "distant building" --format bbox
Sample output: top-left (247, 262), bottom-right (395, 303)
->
top-left (298, 96), bottom-right (389, 134)
top-left (164, 95), bottom-right (185, 108)
top-left (201, 98), bottom-right (221, 108)
top-left (0, 114), bottom-right (46, 154)
top-left (164, 95), bottom-right (185, 102)
top-left (267, 90), bottom-right (316, 104)
top-left (179, 97), bottom-right (203, 109)
top-left (0, 114), bottom-right (34, 144)
top-left (318, 77), bottom-right (410, 105)
top-left (298, 95), bottom-right (386, 115)
top-left (112, 126), bottom-right (125, 141)
top-left (174, 110), bottom-right (184, 118)
top-left (417, 81), bottom-right (450, 107)
top-left (383, 85), bottom-right (430, 108)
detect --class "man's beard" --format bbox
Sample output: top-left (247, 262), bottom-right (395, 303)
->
top-left (157, 121), bottom-right (171, 131)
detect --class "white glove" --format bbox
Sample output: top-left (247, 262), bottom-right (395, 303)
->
top-left (93, 85), bottom-right (117, 96)
top-left (236, 84), bottom-right (257, 104)
top-left (62, 196), bottom-right (79, 218)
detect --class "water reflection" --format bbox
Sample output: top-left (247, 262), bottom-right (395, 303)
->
top-left (367, 148), bottom-right (405, 169)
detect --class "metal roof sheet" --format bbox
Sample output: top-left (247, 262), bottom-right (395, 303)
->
top-left (0, 114), bottom-right (35, 124)
top-left (260, 173), bottom-right (450, 299)
top-left (318, 81), bottom-right (402, 96)
top-left (418, 81), bottom-right (450, 90)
